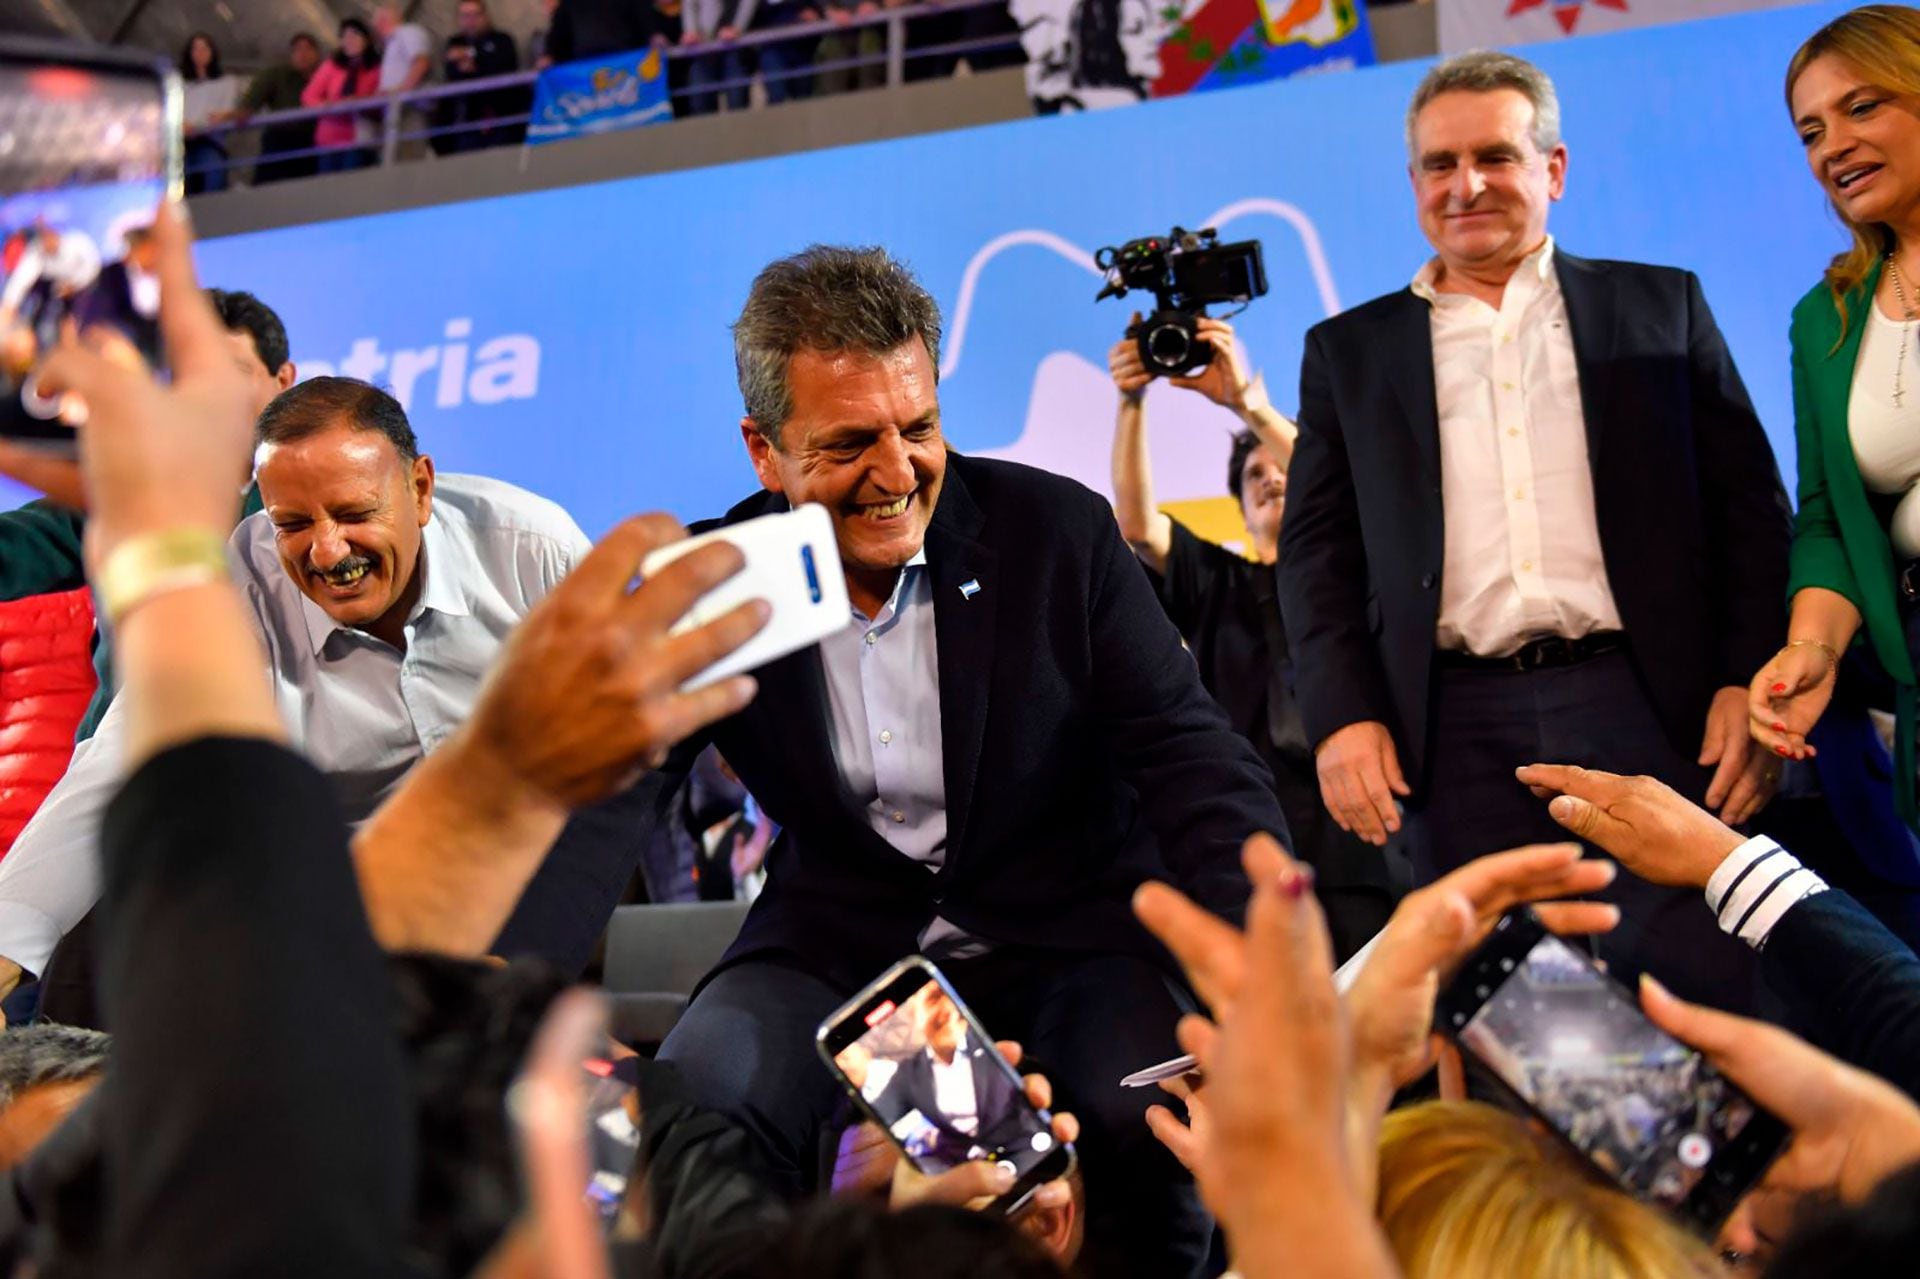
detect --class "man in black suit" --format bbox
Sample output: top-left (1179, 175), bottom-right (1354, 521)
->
top-left (871, 988), bottom-right (1027, 1172)
top-left (648, 245), bottom-right (1286, 1276)
top-left (1276, 50), bottom-right (1792, 1011)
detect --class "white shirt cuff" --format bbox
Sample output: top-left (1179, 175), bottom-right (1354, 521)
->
top-left (1703, 835), bottom-right (1827, 951)
top-left (0, 900), bottom-right (68, 978)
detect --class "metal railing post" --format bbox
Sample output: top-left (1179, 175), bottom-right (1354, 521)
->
top-left (380, 95), bottom-right (402, 166)
top-left (886, 11), bottom-right (906, 87)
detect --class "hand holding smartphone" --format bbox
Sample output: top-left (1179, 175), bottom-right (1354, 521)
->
top-left (0, 38), bottom-right (182, 458)
top-left (1437, 909), bottom-right (1786, 1233)
top-left (817, 957), bottom-right (1076, 1217)
top-left (640, 503), bottom-right (849, 690)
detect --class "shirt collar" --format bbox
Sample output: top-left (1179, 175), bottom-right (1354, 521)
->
top-left (297, 507), bottom-right (466, 655)
top-left (1411, 235), bottom-right (1557, 303)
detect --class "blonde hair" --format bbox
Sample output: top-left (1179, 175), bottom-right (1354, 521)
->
top-left (1785, 5), bottom-right (1920, 332)
top-left (1375, 1102), bottom-right (1720, 1279)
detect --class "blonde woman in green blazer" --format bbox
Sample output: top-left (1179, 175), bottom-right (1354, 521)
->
top-left (1751, 5), bottom-right (1920, 826)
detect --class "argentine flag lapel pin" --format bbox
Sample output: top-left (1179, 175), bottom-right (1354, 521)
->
top-left (959, 579), bottom-right (981, 601)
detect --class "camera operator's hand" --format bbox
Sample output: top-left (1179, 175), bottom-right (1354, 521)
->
top-left (1167, 318), bottom-right (1254, 413)
top-left (1640, 974), bottom-right (1920, 1260)
top-left (1108, 313), bottom-right (1153, 398)
top-left (1315, 720), bottom-right (1409, 847)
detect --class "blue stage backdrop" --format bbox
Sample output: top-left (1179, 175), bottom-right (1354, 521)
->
top-left (167, 0), bottom-right (1843, 541)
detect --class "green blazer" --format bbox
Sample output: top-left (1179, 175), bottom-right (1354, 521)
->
top-left (1787, 262), bottom-right (1920, 822)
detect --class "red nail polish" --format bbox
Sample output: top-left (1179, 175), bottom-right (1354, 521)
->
top-left (1771, 683), bottom-right (1787, 694)
top-left (1772, 722), bottom-right (1785, 732)
top-left (1774, 745), bottom-right (1788, 756)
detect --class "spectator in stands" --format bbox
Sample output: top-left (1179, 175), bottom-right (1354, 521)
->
top-left (731, 0), bottom-right (820, 104)
top-left (680, 0), bottom-right (752, 115)
top-left (545, 0), bottom-right (654, 62)
top-left (641, 245), bottom-right (1285, 1277)
top-left (530, 0), bottom-right (562, 67)
top-left (905, 0), bottom-right (1023, 84)
top-left (435, 0), bottom-right (524, 154)
top-left (814, 0), bottom-right (884, 98)
top-left (1107, 314), bottom-right (1397, 963)
top-left (0, 1025), bottom-right (107, 1172)
top-left (0, 378), bottom-right (651, 1020)
top-left (177, 33), bottom-right (237, 195)
top-left (303, 17), bottom-right (383, 173)
top-left (236, 32), bottom-right (323, 184)
top-left (373, 2), bottom-right (436, 161)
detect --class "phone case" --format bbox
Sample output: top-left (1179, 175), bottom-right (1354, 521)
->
top-left (815, 956), bottom-right (1076, 1216)
top-left (639, 503), bottom-right (850, 690)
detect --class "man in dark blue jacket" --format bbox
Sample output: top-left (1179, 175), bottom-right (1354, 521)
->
top-left (642, 245), bottom-right (1287, 1277)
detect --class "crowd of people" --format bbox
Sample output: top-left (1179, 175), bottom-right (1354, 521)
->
top-left (176, 0), bottom-right (1025, 187)
top-left (0, 5), bottom-right (1919, 1278)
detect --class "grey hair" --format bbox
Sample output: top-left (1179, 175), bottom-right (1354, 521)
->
top-left (0, 1024), bottom-right (110, 1108)
top-left (1405, 50), bottom-right (1562, 162)
top-left (731, 245), bottom-right (944, 446)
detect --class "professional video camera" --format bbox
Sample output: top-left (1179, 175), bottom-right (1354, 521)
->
top-left (1094, 226), bottom-right (1268, 377)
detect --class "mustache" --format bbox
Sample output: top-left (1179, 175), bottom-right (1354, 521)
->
top-left (312, 554), bottom-right (375, 581)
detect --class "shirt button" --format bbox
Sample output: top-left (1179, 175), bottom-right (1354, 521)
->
top-left (1507, 427), bottom-right (1520, 437)
top-left (879, 730), bottom-right (892, 745)
top-left (864, 632), bottom-right (876, 646)
top-left (1521, 560), bottom-right (1533, 572)
top-left (1513, 488), bottom-right (1526, 501)
top-left (1501, 381), bottom-right (1515, 391)
top-left (1420, 572), bottom-right (1437, 590)
top-left (892, 810), bottom-right (906, 823)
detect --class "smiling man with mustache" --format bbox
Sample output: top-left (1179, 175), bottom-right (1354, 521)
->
top-left (0, 376), bottom-right (656, 1005)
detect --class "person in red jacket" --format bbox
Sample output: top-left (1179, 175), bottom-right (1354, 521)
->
top-left (302, 18), bottom-right (383, 172)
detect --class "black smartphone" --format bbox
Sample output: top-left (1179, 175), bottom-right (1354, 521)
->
top-left (1437, 908), bottom-right (1787, 1233)
top-left (816, 956), bottom-right (1076, 1217)
top-left (0, 37), bottom-right (182, 453)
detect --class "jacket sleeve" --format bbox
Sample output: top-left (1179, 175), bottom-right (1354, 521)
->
top-left (1086, 494), bottom-right (1280, 924)
top-left (1784, 309), bottom-right (1867, 612)
top-left (0, 502), bottom-right (86, 603)
top-left (1684, 272), bottom-right (1794, 688)
top-left (0, 692), bottom-right (127, 976)
top-left (1760, 887), bottom-right (1920, 1100)
top-left (1276, 326), bottom-right (1395, 747)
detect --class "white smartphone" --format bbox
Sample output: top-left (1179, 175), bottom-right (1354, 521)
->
top-left (640, 504), bottom-right (850, 690)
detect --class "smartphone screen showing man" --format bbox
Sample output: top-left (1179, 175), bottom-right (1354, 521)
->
top-left (823, 966), bottom-right (1062, 1185)
top-left (1447, 922), bottom-right (1783, 1226)
top-left (0, 43), bottom-right (178, 449)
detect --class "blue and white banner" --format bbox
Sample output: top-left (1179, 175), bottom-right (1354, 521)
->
top-left (527, 47), bottom-right (671, 145)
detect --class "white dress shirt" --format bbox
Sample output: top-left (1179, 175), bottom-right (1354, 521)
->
top-left (1848, 304), bottom-right (1920, 559)
top-left (928, 1030), bottom-right (982, 1135)
top-left (0, 473), bottom-right (588, 976)
top-left (1414, 237), bottom-right (1624, 657)
top-left (1704, 835), bottom-right (1828, 950)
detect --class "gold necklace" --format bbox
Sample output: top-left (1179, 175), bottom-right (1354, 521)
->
top-left (1889, 254), bottom-right (1916, 409)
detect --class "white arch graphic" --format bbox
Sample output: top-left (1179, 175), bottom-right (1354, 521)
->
top-left (938, 198), bottom-right (1343, 381)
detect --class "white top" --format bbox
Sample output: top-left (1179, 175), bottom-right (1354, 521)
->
top-left (180, 76), bottom-right (239, 128)
top-left (1413, 237), bottom-right (1624, 657)
top-left (1848, 303), bottom-right (1920, 559)
top-left (0, 233), bottom-right (101, 314)
top-left (380, 23), bottom-right (434, 91)
top-left (0, 473), bottom-right (589, 977)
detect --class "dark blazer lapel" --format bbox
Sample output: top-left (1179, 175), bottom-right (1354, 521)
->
top-left (1384, 290), bottom-right (1442, 486)
top-left (924, 460), bottom-right (997, 872)
top-left (1554, 250), bottom-right (1619, 466)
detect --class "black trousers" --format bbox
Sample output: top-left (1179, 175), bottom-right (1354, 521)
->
top-left (658, 948), bottom-right (1212, 1278)
top-left (1406, 650), bottom-right (1759, 1014)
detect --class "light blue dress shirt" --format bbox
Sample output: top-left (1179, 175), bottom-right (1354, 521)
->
top-left (0, 473), bottom-right (589, 975)
top-left (818, 549), bottom-right (980, 954)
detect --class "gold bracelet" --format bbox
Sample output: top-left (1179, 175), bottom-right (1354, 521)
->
top-left (1784, 637), bottom-right (1839, 673)
top-left (96, 527), bottom-right (230, 626)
